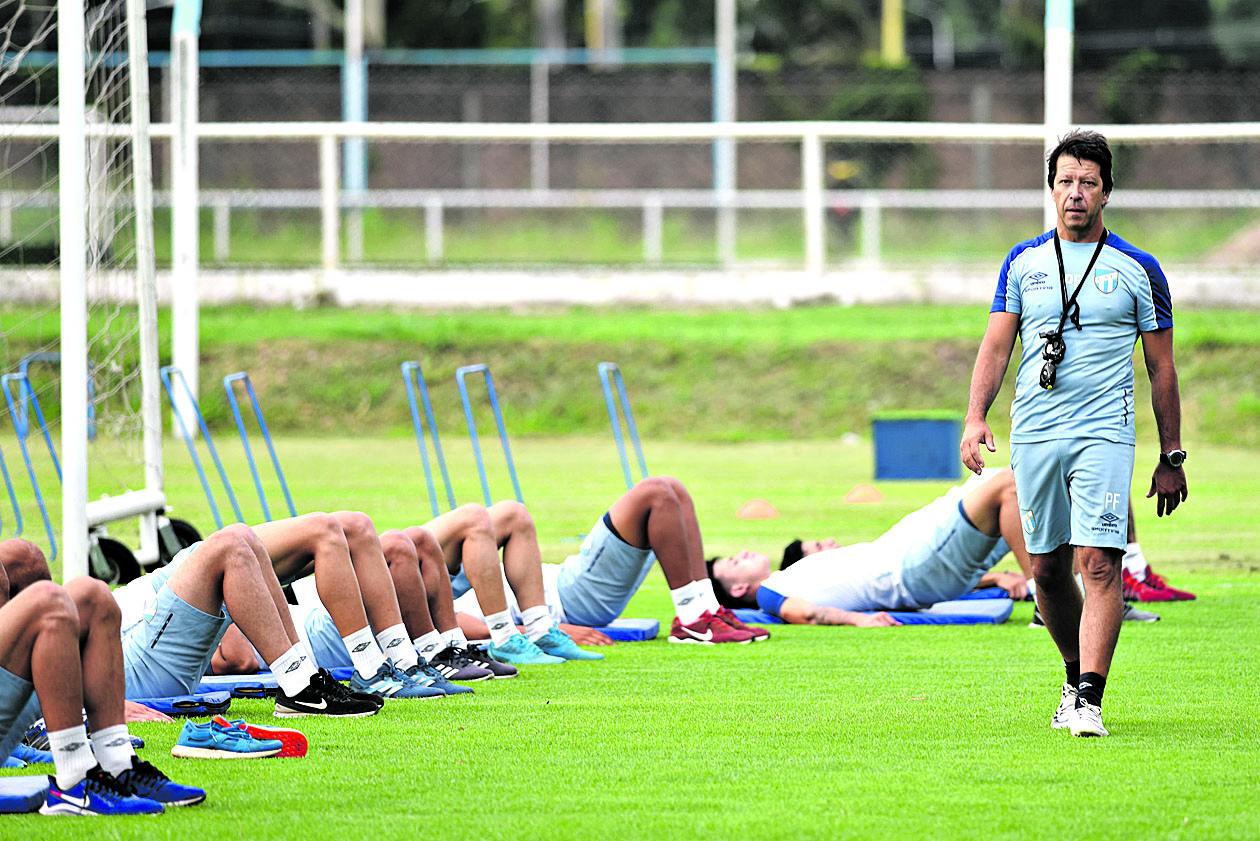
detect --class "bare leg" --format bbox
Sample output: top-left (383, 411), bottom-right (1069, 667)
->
top-left (0, 538), bottom-right (53, 597)
top-left (254, 513), bottom-right (370, 637)
top-left (63, 578), bottom-right (125, 733)
top-left (660, 477), bottom-right (706, 578)
top-left (334, 512), bottom-right (406, 633)
top-left (1031, 546), bottom-right (1081, 663)
top-left (488, 501), bottom-right (546, 610)
top-left (1077, 546), bottom-right (1124, 676)
top-left (0, 582), bottom-right (83, 732)
top-left (380, 529), bottom-right (435, 640)
top-left (961, 471), bottom-right (1034, 578)
top-left (405, 526), bottom-right (459, 633)
top-left (166, 524), bottom-right (296, 664)
top-left (607, 477), bottom-right (696, 588)
top-left (211, 624), bottom-right (262, 675)
top-left (425, 504), bottom-right (510, 615)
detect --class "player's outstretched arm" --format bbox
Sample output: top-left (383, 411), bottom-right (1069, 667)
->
top-left (1140, 328), bottom-right (1188, 517)
top-left (962, 312), bottom-right (1019, 475)
top-left (779, 597), bottom-right (900, 627)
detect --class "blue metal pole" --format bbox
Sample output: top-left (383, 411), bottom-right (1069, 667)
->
top-left (224, 372), bottom-right (297, 520)
top-left (1, 374), bottom-right (58, 558)
top-left (455, 364), bottom-right (523, 506)
top-left (161, 365), bottom-right (246, 527)
top-left (401, 360), bottom-right (457, 517)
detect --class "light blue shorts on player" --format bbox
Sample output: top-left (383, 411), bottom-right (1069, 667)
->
top-left (900, 501), bottom-right (1010, 606)
top-left (1011, 438), bottom-right (1135, 555)
top-left (555, 514), bottom-right (655, 627)
top-left (449, 565), bottom-right (473, 599)
top-left (301, 606), bottom-right (353, 670)
top-left (122, 544), bottom-right (233, 699)
top-left (0, 667), bottom-right (41, 764)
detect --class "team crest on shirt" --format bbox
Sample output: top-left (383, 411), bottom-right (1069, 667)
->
top-left (1094, 270), bottom-right (1119, 294)
top-left (1021, 509), bottom-right (1036, 534)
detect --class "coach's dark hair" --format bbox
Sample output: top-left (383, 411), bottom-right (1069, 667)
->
top-left (1047, 129), bottom-right (1113, 194)
top-left (705, 558), bottom-right (750, 608)
top-left (780, 539), bottom-right (805, 570)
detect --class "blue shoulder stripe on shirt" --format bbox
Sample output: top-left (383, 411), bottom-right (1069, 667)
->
top-left (755, 586), bottom-right (788, 617)
top-left (992, 230), bottom-right (1054, 313)
top-left (1106, 231), bottom-right (1173, 329)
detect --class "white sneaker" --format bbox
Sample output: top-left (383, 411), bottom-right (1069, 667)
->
top-left (1069, 701), bottom-right (1110, 737)
top-left (1122, 602), bottom-right (1161, 623)
top-left (1051, 681), bottom-right (1077, 730)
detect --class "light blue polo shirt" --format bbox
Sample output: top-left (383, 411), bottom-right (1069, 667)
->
top-left (992, 229), bottom-right (1173, 445)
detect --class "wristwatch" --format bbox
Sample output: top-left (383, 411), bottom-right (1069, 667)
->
top-left (1160, 449), bottom-right (1188, 468)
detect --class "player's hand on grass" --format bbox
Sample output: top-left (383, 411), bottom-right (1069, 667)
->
top-left (124, 700), bottom-right (173, 723)
top-left (1147, 463), bottom-right (1188, 517)
top-left (855, 612), bottom-right (901, 627)
top-left (560, 623), bottom-right (614, 645)
top-left (993, 571), bottom-right (1029, 601)
top-left (960, 418), bottom-right (996, 475)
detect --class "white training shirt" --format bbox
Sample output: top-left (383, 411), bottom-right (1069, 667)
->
top-left (113, 573), bottom-right (163, 635)
top-left (756, 471), bottom-right (994, 613)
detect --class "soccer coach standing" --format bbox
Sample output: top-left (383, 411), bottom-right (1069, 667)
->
top-left (960, 130), bottom-right (1188, 738)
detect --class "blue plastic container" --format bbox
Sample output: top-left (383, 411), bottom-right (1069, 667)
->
top-left (872, 414), bottom-right (962, 480)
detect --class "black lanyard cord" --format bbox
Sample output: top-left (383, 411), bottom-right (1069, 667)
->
top-left (1052, 228), bottom-right (1108, 336)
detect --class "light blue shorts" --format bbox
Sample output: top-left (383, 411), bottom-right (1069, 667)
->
top-left (900, 502), bottom-right (1009, 606)
top-left (1010, 438), bottom-right (1134, 555)
top-left (449, 565), bottom-right (472, 600)
top-left (0, 666), bottom-right (41, 764)
top-left (301, 606), bottom-right (352, 670)
top-left (122, 545), bottom-right (232, 698)
top-left (556, 514), bottom-right (655, 627)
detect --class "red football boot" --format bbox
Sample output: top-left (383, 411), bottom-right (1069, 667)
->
top-left (1142, 565), bottom-right (1196, 601)
top-left (669, 611), bottom-right (754, 645)
top-left (214, 716), bottom-right (308, 758)
top-left (715, 607), bottom-right (770, 642)
top-left (1122, 568), bottom-right (1176, 602)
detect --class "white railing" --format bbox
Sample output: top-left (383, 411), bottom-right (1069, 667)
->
top-left (6, 118), bottom-right (1260, 271)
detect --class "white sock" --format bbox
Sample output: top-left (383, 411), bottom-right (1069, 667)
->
top-left (442, 627), bottom-right (469, 649)
top-left (520, 604), bottom-right (554, 642)
top-left (270, 641), bottom-right (318, 698)
top-left (1026, 578), bottom-right (1037, 600)
top-left (695, 578), bottom-right (722, 615)
top-left (89, 723), bottom-right (135, 777)
top-left (413, 630), bottom-right (445, 663)
top-left (48, 724), bottom-right (96, 790)
top-left (671, 581), bottom-right (706, 625)
top-left (1122, 542), bottom-right (1146, 579)
top-left (375, 623), bottom-right (418, 671)
top-left (484, 609), bottom-right (516, 647)
top-left (342, 625), bottom-right (387, 677)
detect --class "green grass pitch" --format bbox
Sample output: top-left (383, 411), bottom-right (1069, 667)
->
top-left (2, 436), bottom-right (1258, 838)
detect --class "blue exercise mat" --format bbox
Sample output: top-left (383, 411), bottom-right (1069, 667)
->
top-left (733, 596), bottom-right (1013, 626)
top-left (196, 666), bottom-right (355, 697)
top-left (0, 776), bottom-right (48, 814)
top-left (597, 618), bottom-right (659, 642)
top-left (956, 586), bottom-right (1011, 601)
top-left (132, 690), bottom-right (232, 717)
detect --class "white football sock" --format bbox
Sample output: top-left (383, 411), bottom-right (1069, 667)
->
top-left (413, 630), bottom-right (445, 663)
top-left (520, 604), bottom-right (554, 642)
top-left (484, 609), bottom-right (517, 646)
top-left (48, 724), bottom-right (96, 790)
top-left (1122, 542), bottom-right (1147, 579)
top-left (376, 623), bottom-right (418, 671)
top-left (671, 581), bottom-right (705, 625)
top-left (342, 625), bottom-right (387, 677)
top-left (88, 723), bottom-right (135, 777)
top-left (695, 578), bottom-right (722, 614)
top-left (270, 641), bottom-right (318, 697)
top-left (441, 627), bottom-right (470, 649)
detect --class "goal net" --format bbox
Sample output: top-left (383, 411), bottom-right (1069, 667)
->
top-left (0, 0), bottom-right (164, 581)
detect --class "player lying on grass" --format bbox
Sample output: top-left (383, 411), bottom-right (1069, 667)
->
top-left (194, 512), bottom-right (472, 699)
top-left (708, 469), bottom-right (1165, 627)
top-left (451, 477), bottom-right (769, 645)
top-left (708, 469), bottom-right (1038, 626)
top-left (0, 539), bottom-right (204, 815)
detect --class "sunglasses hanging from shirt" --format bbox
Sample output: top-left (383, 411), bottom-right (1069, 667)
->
top-left (1040, 229), bottom-right (1108, 390)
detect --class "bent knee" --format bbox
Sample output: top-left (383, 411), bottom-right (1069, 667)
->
top-left (634, 476), bottom-right (681, 508)
top-left (24, 580), bottom-right (78, 626)
top-left (64, 576), bottom-right (118, 621)
top-left (380, 530), bottom-right (419, 566)
top-left (334, 511), bottom-right (377, 542)
top-left (454, 503), bottom-right (494, 537)
top-left (491, 500), bottom-right (534, 534)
